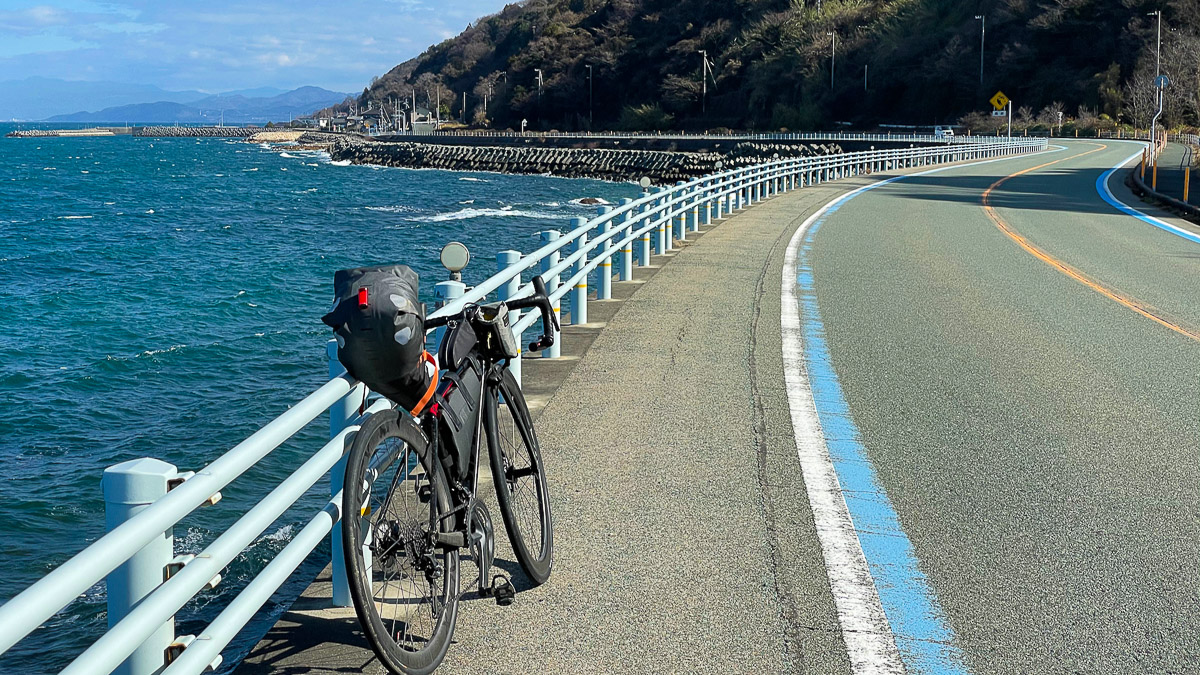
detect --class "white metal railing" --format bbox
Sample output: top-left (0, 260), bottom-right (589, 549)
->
top-left (419, 129), bottom-right (1002, 145)
top-left (0, 136), bottom-right (1046, 675)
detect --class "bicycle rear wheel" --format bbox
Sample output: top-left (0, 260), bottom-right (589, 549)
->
top-left (485, 368), bottom-right (553, 584)
top-left (342, 409), bottom-right (459, 675)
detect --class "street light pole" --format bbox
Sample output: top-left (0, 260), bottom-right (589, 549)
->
top-left (827, 31), bottom-right (836, 88)
top-left (1148, 10), bottom-right (1163, 149)
top-left (535, 68), bottom-right (544, 127)
top-left (974, 15), bottom-right (985, 85)
top-left (699, 50), bottom-right (708, 114)
top-left (585, 64), bottom-right (593, 128)
top-left (1151, 10), bottom-right (1161, 80)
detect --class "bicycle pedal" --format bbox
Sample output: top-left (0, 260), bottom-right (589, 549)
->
top-left (490, 576), bottom-right (515, 606)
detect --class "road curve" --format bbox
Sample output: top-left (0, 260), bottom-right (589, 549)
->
top-left (801, 140), bottom-right (1200, 673)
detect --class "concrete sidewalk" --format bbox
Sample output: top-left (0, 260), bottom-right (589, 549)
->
top-left (236, 172), bottom-right (901, 674)
top-left (1147, 141), bottom-right (1195, 204)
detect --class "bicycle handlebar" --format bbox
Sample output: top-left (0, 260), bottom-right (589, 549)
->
top-left (423, 276), bottom-right (559, 352)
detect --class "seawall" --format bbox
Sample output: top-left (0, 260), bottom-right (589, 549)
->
top-left (328, 137), bottom-right (844, 183)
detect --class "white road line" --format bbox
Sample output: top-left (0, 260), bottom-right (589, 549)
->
top-left (779, 149), bottom-right (1055, 674)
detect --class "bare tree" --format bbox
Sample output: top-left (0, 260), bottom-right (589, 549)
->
top-left (1017, 105), bottom-right (1034, 127)
top-left (1123, 75), bottom-right (1157, 128)
top-left (1037, 101), bottom-right (1066, 128)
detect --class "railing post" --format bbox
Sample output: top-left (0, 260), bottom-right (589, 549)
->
top-left (434, 280), bottom-right (466, 349)
top-left (715, 177), bottom-right (725, 220)
top-left (597, 207), bottom-right (613, 299)
top-left (329, 339), bottom-right (365, 608)
top-left (691, 184), bottom-right (701, 231)
top-left (497, 250), bottom-right (523, 384)
top-left (619, 198), bottom-right (635, 280)
top-left (702, 178), bottom-right (713, 225)
top-left (103, 458), bottom-right (177, 675)
top-left (539, 230), bottom-right (562, 358)
top-left (569, 217), bottom-right (588, 324)
top-left (674, 181), bottom-right (687, 242)
top-left (639, 199), bottom-right (652, 266)
top-left (654, 187), bottom-right (668, 254)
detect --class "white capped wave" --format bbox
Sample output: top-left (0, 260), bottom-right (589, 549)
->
top-left (146, 209), bottom-right (155, 214)
top-left (279, 152), bottom-right (296, 158)
top-left (458, 177), bottom-right (488, 182)
top-left (540, 202), bottom-right (561, 207)
top-left (140, 344), bottom-right (187, 357)
top-left (411, 207), bottom-right (569, 223)
top-left (329, 160), bottom-right (352, 167)
top-left (57, 215), bottom-right (93, 220)
top-left (243, 167), bottom-right (259, 172)
top-left (458, 200), bottom-right (475, 205)
top-left (366, 205), bottom-right (416, 213)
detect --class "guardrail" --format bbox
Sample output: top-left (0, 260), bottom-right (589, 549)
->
top-left (0, 136), bottom-right (1046, 675)
top-left (418, 129), bottom-right (999, 145)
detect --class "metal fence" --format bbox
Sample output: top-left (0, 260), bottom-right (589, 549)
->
top-left (0, 136), bottom-right (1047, 675)
top-left (417, 129), bottom-right (1003, 145)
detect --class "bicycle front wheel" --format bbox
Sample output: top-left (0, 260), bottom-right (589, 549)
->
top-left (485, 368), bottom-right (553, 584)
top-left (343, 409), bottom-right (460, 675)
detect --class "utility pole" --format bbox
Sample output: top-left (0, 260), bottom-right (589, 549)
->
top-left (1008, 100), bottom-right (1012, 138)
top-left (699, 50), bottom-right (708, 114)
top-left (585, 64), bottom-right (594, 127)
top-left (436, 85), bottom-right (441, 128)
top-left (827, 31), bottom-right (836, 88)
top-left (974, 15), bottom-right (985, 85)
top-left (463, 91), bottom-right (467, 124)
top-left (864, 64), bottom-right (868, 92)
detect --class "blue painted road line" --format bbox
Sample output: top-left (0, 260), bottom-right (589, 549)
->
top-left (797, 187), bottom-right (969, 674)
top-left (1095, 147), bottom-right (1200, 246)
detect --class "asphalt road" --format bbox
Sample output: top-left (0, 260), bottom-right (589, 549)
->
top-left (807, 141), bottom-right (1200, 673)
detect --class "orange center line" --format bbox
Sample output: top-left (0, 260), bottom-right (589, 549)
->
top-left (981, 143), bottom-right (1200, 343)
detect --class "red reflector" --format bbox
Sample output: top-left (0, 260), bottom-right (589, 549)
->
top-left (357, 287), bottom-right (368, 307)
top-left (429, 403), bottom-right (440, 416)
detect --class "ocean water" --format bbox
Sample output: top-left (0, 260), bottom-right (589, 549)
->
top-left (0, 124), bottom-right (637, 673)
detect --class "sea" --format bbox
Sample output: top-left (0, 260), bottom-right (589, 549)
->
top-left (0, 123), bottom-right (638, 673)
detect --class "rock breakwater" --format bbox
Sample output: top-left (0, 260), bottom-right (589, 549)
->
top-left (133, 127), bottom-right (261, 138)
top-left (329, 137), bottom-right (843, 183)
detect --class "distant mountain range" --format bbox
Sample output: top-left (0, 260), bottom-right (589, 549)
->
top-left (0, 78), bottom-right (348, 123)
top-left (46, 86), bottom-right (349, 124)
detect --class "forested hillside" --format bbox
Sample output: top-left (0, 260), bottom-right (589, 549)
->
top-left (356, 0), bottom-right (1199, 132)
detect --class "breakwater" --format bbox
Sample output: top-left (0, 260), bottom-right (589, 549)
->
top-left (6, 127), bottom-right (132, 138)
top-left (329, 137), bottom-right (843, 183)
top-left (133, 126), bottom-right (262, 138)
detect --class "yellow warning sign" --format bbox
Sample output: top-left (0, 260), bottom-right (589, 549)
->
top-left (990, 91), bottom-right (1010, 111)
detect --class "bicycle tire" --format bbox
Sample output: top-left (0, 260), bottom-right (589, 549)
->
top-left (343, 408), bottom-right (460, 675)
top-left (484, 368), bottom-right (554, 584)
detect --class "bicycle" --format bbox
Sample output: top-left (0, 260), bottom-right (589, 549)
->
top-left (339, 276), bottom-right (559, 675)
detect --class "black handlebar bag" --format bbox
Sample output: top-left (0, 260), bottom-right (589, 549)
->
top-left (321, 265), bottom-right (434, 414)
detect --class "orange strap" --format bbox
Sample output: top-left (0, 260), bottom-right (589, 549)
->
top-left (409, 351), bottom-right (438, 416)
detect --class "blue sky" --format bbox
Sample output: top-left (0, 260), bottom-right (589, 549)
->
top-left (0, 0), bottom-right (512, 93)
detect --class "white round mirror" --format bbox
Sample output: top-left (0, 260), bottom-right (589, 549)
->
top-left (440, 241), bottom-right (470, 273)
top-left (638, 176), bottom-right (652, 189)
